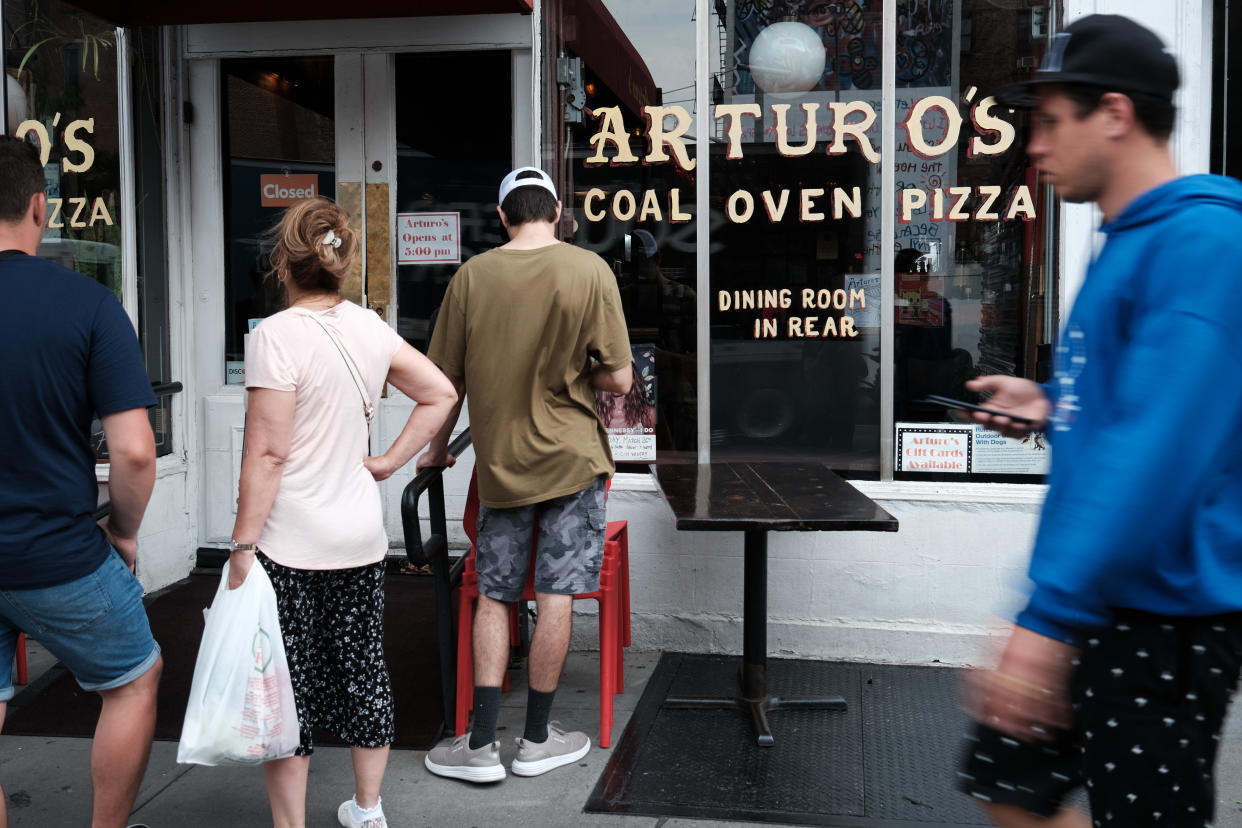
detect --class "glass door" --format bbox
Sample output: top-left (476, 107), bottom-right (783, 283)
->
top-left (391, 51), bottom-right (514, 353)
top-left (221, 56), bottom-right (340, 384)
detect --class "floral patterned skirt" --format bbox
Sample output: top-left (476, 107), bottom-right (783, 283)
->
top-left (257, 551), bottom-right (395, 755)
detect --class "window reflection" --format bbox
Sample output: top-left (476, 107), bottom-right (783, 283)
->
top-left (6, 2), bottom-right (173, 455)
top-left (394, 51), bottom-right (511, 353)
top-left (221, 57), bottom-right (335, 385)
top-left (548, 0), bottom-right (1058, 478)
top-left (548, 0), bottom-right (700, 460)
top-left (892, 0), bottom-right (1057, 481)
top-left (710, 0), bottom-right (885, 474)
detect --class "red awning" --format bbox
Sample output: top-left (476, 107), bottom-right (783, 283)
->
top-left (564, 0), bottom-right (659, 117)
top-left (65, 0), bottom-right (531, 26)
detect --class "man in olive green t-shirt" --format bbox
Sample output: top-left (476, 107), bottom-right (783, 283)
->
top-left (419, 167), bottom-right (632, 783)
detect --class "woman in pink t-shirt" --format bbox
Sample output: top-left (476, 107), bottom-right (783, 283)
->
top-left (228, 197), bottom-right (456, 828)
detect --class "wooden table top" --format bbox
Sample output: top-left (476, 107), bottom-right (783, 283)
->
top-left (653, 461), bottom-right (899, 533)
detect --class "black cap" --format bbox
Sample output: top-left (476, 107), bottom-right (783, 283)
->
top-left (995, 14), bottom-right (1179, 109)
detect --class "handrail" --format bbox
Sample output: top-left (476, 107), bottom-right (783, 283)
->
top-left (151, 381), bottom-right (183, 397)
top-left (399, 428), bottom-right (473, 738)
top-left (401, 429), bottom-right (473, 570)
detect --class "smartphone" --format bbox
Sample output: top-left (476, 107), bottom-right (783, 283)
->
top-left (921, 394), bottom-right (1035, 426)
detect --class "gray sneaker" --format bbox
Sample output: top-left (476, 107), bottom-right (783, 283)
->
top-left (424, 734), bottom-right (506, 783)
top-left (511, 722), bottom-right (591, 777)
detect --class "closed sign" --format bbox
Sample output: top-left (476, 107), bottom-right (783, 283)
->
top-left (261, 174), bottom-right (318, 206)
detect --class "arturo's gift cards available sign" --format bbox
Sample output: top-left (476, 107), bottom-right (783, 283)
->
top-left (260, 174), bottom-right (318, 206)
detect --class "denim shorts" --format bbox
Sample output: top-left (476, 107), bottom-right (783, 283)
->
top-left (475, 476), bottom-right (608, 602)
top-left (0, 551), bottom-right (160, 702)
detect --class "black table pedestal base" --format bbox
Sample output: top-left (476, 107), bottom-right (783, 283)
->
top-left (661, 529), bottom-right (847, 746)
top-left (663, 693), bottom-right (848, 747)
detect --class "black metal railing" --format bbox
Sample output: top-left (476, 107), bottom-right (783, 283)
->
top-left (400, 429), bottom-right (473, 737)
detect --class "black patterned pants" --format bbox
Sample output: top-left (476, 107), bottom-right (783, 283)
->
top-left (959, 610), bottom-right (1242, 826)
top-left (258, 552), bottom-right (395, 755)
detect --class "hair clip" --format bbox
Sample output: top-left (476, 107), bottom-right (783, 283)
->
top-left (322, 229), bottom-right (342, 249)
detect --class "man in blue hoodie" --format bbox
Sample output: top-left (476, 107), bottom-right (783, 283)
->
top-left (956, 15), bottom-right (1242, 828)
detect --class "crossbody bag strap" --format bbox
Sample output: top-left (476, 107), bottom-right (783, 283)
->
top-left (297, 311), bottom-right (375, 426)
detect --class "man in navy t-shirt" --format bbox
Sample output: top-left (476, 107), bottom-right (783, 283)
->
top-left (0, 136), bottom-right (162, 828)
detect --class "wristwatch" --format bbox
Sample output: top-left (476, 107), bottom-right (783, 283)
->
top-left (229, 539), bottom-right (257, 553)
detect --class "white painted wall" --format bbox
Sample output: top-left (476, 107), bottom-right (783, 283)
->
top-left (134, 466), bottom-right (198, 591)
top-left (1058, 0), bottom-right (1213, 307)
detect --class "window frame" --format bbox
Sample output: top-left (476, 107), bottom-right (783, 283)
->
top-left (543, 0), bottom-right (1061, 485)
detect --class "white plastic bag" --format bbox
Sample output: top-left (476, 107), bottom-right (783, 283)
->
top-left (177, 559), bottom-right (300, 765)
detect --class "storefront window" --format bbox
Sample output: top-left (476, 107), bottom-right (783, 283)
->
top-left (890, 1), bottom-right (1057, 481)
top-left (130, 28), bottom-right (175, 456)
top-left (5, 3), bottom-right (174, 455)
top-left (5, 0), bottom-right (122, 291)
top-left (544, 0), bottom-right (700, 463)
top-left (711, 0), bottom-right (885, 475)
top-left (544, 0), bottom-right (1059, 480)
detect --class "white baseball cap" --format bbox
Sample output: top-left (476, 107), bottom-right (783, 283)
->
top-left (498, 166), bottom-right (557, 205)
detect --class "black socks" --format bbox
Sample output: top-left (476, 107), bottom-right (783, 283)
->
top-left (523, 687), bottom-right (557, 742)
top-left (468, 685), bottom-right (502, 749)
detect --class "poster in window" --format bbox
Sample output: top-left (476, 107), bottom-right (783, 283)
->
top-left (896, 423), bottom-right (1050, 474)
top-left (595, 345), bottom-right (656, 462)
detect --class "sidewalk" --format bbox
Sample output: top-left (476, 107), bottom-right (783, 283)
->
top-left (5, 637), bottom-right (1242, 827)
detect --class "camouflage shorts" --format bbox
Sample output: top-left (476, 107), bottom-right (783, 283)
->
top-left (475, 476), bottom-right (608, 602)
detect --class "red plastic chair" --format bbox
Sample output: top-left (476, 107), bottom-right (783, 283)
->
top-left (15, 632), bottom-right (27, 685)
top-left (455, 470), bottom-right (630, 747)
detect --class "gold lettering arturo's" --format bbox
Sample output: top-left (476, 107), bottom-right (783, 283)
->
top-left (772, 103), bottom-right (817, 157)
top-left (714, 103), bottom-right (761, 160)
top-left (828, 102), bottom-right (880, 163)
top-left (905, 96), bottom-right (961, 158)
top-left (585, 107), bottom-right (638, 166)
top-left (643, 106), bottom-right (696, 171)
top-left (969, 97), bottom-right (1017, 157)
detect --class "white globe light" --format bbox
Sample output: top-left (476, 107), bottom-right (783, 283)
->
top-left (748, 21), bottom-right (826, 94)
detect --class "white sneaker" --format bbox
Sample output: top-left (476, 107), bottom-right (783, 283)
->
top-left (337, 797), bottom-right (387, 828)
top-left (511, 722), bottom-right (591, 777)
top-left (424, 733), bottom-right (506, 783)
top-left (337, 798), bottom-right (388, 828)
